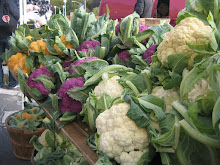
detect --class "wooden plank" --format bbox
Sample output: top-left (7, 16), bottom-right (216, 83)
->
top-left (41, 106), bottom-right (98, 165)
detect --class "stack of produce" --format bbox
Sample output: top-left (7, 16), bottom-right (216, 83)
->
top-left (2, 0), bottom-right (220, 164)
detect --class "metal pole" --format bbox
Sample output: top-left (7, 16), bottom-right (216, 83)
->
top-left (23, 0), bottom-right (27, 24)
top-left (54, 6), bottom-right (56, 14)
top-left (19, 0), bottom-right (23, 24)
top-left (84, 0), bottom-right (86, 10)
top-left (63, 0), bottom-right (67, 16)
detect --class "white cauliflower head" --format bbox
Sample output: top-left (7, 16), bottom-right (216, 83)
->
top-left (157, 17), bottom-right (213, 68)
top-left (96, 102), bottom-right (149, 165)
top-left (94, 75), bottom-right (124, 99)
top-left (152, 86), bottom-right (180, 112)
top-left (187, 79), bottom-right (209, 103)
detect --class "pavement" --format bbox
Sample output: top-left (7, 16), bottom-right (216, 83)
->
top-left (0, 66), bottom-right (32, 165)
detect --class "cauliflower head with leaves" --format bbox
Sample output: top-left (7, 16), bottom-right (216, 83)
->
top-left (29, 39), bottom-right (50, 55)
top-left (157, 17), bottom-right (213, 68)
top-left (96, 102), bottom-right (149, 165)
top-left (57, 77), bottom-right (84, 114)
top-left (94, 75), bottom-right (124, 99)
top-left (8, 52), bottom-right (32, 77)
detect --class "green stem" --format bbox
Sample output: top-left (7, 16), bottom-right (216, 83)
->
top-left (179, 119), bottom-right (220, 148)
top-left (126, 80), bottom-right (140, 96)
top-left (84, 65), bottom-right (129, 86)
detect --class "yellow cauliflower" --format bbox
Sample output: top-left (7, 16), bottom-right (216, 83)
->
top-left (8, 53), bottom-right (32, 77)
top-left (54, 35), bottom-right (73, 56)
top-left (157, 17), bottom-right (213, 68)
top-left (29, 39), bottom-right (50, 55)
top-left (60, 35), bottom-right (73, 49)
top-left (25, 36), bottom-right (32, 41)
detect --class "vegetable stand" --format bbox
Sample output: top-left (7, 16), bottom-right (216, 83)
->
top-left (38, 104), bottom-right (98, 164)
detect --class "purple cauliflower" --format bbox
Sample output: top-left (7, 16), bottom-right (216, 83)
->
top-left (57, 77), bottom-right (84, 114)
top-left (139, 23), bottom-right (148, 33)
top-left (26, 66), bottom-right (56, 100)
top-left (77, 40), bottom-right (101, 53)
top-left (69, 57), bottom-right (99, 75)
top-left (118, 50), bottom-right (131, 64)
top-left (143, 44), bottom-right (158, 63)
top-left (62, 57), bottom-right (74, 69)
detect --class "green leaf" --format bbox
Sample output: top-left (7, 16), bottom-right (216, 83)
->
top-left (48, 14), bottom-right (70, 36)
top-left (66, 27), bottom-right (79, 49)
top-left (124, 95), bottom-right (150, 128)
top-left (96, 93), bottom-right (115, 112)
top-left (167, 53), bottom-right (189, 74)
top-left (188, 102), bottom-right (215, 134)
top-left (179, 119), bottom-right (220, 148)
top-left (33, 74), bottom-right (55, 91)
top-left (163, 72), bottom-right (182, 90)
top-left (212, 96), bottom-right (220, 136)
top-left (86, 14), bottom-right (108, 40)
top-left (68, 85), bottom-right (95, 103)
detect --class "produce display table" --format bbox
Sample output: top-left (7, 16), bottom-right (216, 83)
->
top-left (40, 106), bottom-right (98, 165)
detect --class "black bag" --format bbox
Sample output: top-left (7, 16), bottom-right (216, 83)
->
top-left (0, 0), bottom-right (18, 34)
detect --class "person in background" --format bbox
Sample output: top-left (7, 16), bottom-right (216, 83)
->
top-left (0, 0), bottom-right (19, 89)
top-left (134, 0), bottom-right (153, 18)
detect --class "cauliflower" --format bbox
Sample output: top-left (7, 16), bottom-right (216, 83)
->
top-left (152, 86), bottom-right (180, 112)
top-left (8, 52), bottom-right (32, 77)
top-left (38, 129), bottom-right (66, 147)
top-left (29, 39), bottom-right (50, 55)
top-left (96, 102), bottom-right (149, 165)
top-left (77, 40), bottom-right (101, 53)
top-left (187, 79), bottom-right (209, 103)
top-left (157, 17), bottom-right (213, 68)
top-left (26, 66), bottom-right (56, 100)
top-left (143, 44), bottom-right (158, 63)
top-left (57, 77), bottom-right (84, 114)
top-left (94, 75), bottom-right (124, 99)
top-left (118, 50), bottom-right (131, 65)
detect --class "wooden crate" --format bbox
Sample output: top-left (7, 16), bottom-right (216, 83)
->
top-left (140, 18), bottom-right (170, 27)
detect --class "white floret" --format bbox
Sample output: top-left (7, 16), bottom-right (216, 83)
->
top-left (152, 86), bottom-right (180, 112)
top-left (188, 79), bottom-right (209, 103)
top-left (94, 75), bottom-right (124, 99)
top-left (119, 150), bottom-right (145, 165)
top-left (96, 102), bottom-right (149, 164)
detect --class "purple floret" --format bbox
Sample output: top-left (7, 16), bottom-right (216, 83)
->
top-left (139, 23), bottom-right (148, 33)
top-left (62, 57), bottom-right (74, 68)
top-left (69, 57), bottom-right (99, 75)
top-left (26, 66), bottom-right (55, 95)
top-left (115, 23), bottom-right (120, 36)
top-left (118, 50), bottom-right (131, 63)
top-left (57, 77), bottom-right (84, 114)
top-left (77, 40), bottom-right (101, 53)
top-left (143, 44), bottom-right (158, 63)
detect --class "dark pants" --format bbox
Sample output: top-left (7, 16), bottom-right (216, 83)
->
top-left (0, 37), bottom-right (17, 87)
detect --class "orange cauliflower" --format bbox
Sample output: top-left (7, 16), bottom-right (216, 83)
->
top-left (25, 36), bottom-right (32, 41)
top-left (54, 35), bottom-right (73, 56)
top-left (29, 39), bottom-right (50, 55)
top-left (60, 35), bottom-right (73, 49)
top-left (54, 43), bottom-right (65, 56)
top-left (8, 52), bottom-right (32, 77)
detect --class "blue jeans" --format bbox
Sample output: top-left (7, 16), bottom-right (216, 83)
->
top-left (0, 37), bottom-right (17, 87)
